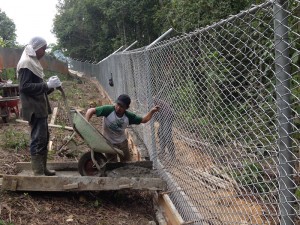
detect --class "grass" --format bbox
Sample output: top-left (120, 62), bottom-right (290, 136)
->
top-left (0, 220), bottom-right (14, 225)
top-left (0, 68), bottom-right (17, 83)
top-left (0, 128), bottom-right (29, 152)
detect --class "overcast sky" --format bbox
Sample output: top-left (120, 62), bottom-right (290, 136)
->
top-left (0, 0), bottom-right (58, 45)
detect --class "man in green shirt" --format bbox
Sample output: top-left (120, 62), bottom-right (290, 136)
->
top-left (85, 94), bottom-right (160, 162)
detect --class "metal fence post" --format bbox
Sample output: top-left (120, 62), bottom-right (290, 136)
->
top-left (274, 1), bottom-right (295, 224)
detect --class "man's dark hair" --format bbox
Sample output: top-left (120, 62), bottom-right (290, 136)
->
top-left (116, 94), bottom-right (131, 108)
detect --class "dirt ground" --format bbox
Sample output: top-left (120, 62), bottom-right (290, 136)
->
top-left (0, 72), bottom-right (158, 225)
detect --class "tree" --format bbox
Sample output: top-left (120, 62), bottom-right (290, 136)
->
top-left (0, 9), bottom-right (16, 47)
top-left (53, 0), bottom-right (161, 60)
top-left (154, 0), bottom-right (260, 33)
top-left (53, 0), bottom-right (261, 60)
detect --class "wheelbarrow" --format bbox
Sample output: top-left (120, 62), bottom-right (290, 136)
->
top-left (61, 109), bottom-right (124, 177)
top-left (0, 96), bottom-right (20, 123)
top-left (56, 87), bottom-right (124, 177)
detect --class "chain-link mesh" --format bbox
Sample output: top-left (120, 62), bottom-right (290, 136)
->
top-left (69, 1), bottom-right (300, 224)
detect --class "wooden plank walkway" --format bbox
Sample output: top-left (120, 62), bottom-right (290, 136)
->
top-left (1, 161), bottom-right (166, 192)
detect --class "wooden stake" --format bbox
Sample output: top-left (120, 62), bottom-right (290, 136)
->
top-left (49, 107), bottom-right (59, 151)
top-left (50, 107), bottom-right (58, 124)
top-left (158, 193), bottom-right (184, 225)
top-left (16, 119), bottom-right (73, 131)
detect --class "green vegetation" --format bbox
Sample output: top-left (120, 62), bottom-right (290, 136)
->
top-left (52, 0), bottom-right (258, 60)
top-left (0, 68), bottom-right (17, 83)
top-left (0, 9), bottom-right (16, 47)
top-left (0, 220), bottom-right (15, 225)
top-left (0, 128), bottom-right (28, 152)
top-left (233, 162), bottom-right (277, 195)
top-left (296, 187), bottom-right (300, 200)
top-left (150, 3), bottom-right (299, 150)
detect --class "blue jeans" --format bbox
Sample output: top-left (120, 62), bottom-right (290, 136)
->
top-left (29, 115), bottom-right (49, 156)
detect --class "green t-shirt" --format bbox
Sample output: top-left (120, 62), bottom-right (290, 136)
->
top-left (95, 105), bottom-right (142, 144)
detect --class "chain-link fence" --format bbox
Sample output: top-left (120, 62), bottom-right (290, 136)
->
top-left (69, 1), bottom-right (300, 224)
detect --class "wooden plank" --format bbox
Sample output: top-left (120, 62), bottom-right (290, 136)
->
top-left (63, 182), bottom-right (79, 190)
top-left (16, 161), bottom-right (153, 173)
top-left (48, 140), bottom-right (53, 152)
top-left (153, 192), bottom-right (168, 225)
top-left (16, 119), bottom-right (73, 131)
top-left (47, 124), bottom-right (73, 131)
top-left (16, 162), bottom-right (79, 172)
top-left (10, 180), bottom-right (18, 191)
top-left (158, 194), bottom-right (184, 225)
top-left (157, 160), bottom-right (205, 223)
top-left (50, 107), bottom-right (58, 124)
top-left (2, 175), bottom-right (166, 192)
top-left (48, 106), bottom-right (58, 152)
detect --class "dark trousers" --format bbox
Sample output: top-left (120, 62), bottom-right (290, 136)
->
top-left (106, 139), bottom-right (130, 162)
top-left (29, 116), bottom-right (49, 156)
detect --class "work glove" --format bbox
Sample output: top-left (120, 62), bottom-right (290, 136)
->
top-left (47, 76), bottom-right (62, 89)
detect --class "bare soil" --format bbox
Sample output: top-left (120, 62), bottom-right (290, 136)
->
top-left (0, 72), bottom-right (157, 225)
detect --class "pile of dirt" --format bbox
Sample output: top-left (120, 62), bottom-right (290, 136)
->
top-left (0, 72), bottom-right (157, 225)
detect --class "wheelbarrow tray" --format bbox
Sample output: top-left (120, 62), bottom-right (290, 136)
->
top-left (71, 109), bottom-right (123, 155)
top-left (0, 96), bottom-right (20, 107)
top-left (0, 96), bottom-right (20, 122)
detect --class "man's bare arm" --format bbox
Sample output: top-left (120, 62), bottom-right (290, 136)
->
top-left (141, 106), bottom-right (160, 123)
top-left (85, 108), bottom-right (96, 121)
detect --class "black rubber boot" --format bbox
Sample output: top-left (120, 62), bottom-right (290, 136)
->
top-left (43, 154), bottom-right (56, 176)
top-left (31, 155), bottom-right (44, 176)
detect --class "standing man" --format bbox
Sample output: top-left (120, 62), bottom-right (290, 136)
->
top-left (85, 94), bottom-right (160, 162)
top-left (17, 37), bottom-right (62, 176)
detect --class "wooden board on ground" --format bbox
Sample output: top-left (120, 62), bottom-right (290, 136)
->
top-left (16, 161), bottom-right (79, 173)
top-left (15, 161), bottom-right (153, 172)
top-left (2, 161), bottom-right (166, 192)
top-left (2, 175), bottom-right (166, 192)
top-left (157, 193), bottom-right (185, 225)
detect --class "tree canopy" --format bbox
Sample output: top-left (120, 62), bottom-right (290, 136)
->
top-left (53, 0), bottom-right (161, 61)
top-left (52, 0), bottom-right (261, 61)
top-left (0, 9), bottom-right (16, 47)
top-left (155, 0), bottom-right (261, 32)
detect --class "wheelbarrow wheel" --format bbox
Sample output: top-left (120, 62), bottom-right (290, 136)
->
top-left (1, 106), bottom-right (9, 123)
top-left (78, 151), bottom-right (107, 176)
top-left (2, 116), bottom-right (8, 123)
